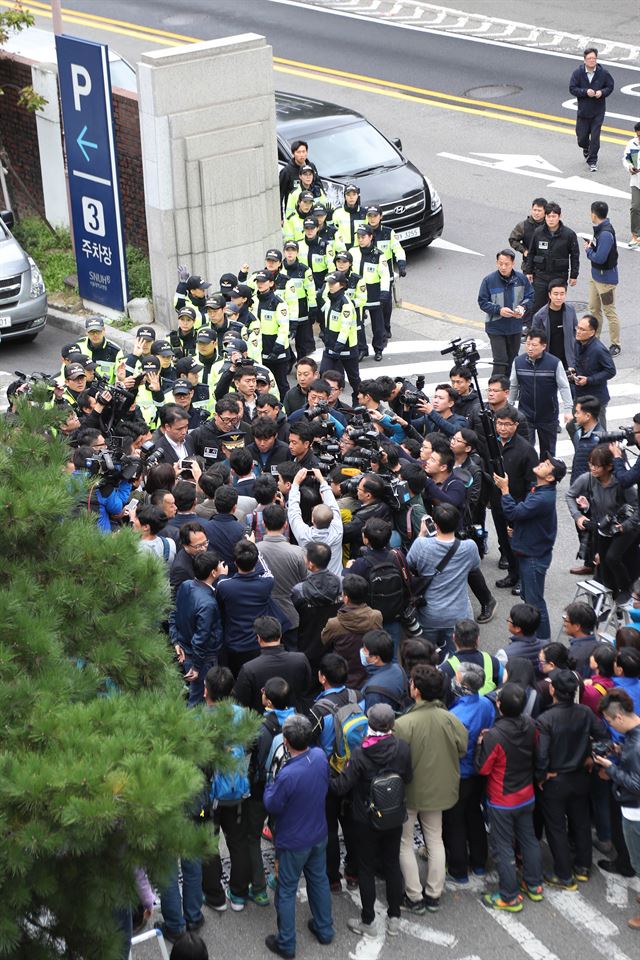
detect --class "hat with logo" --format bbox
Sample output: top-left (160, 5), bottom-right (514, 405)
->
top-left (255, 370), bottom-right (270, 384)
top-left (151, 339), bottom-right (174, 357)
top-left (175, 356), bottom-right (204, 375)
top-left (217, 432), bottom-right (246, 450)
top-left (61, 343), bottom-right (84, 360)
top-left (312, 203), bottom-right (327, 216)
top-left (205, 293), bottom-right (226, 311)
top-left (265, 248), bottom-right (282, 262)
top-left (232, 283), bottom-right (253, 299)
top-left (224, 303), bottom-right (241, 316)
top-left (356, 224), bottom-right (373, 236)
top-left (283, 240), bottom-right (299, 251)
top-left (299, 190), bottom-right (314, 202)
top-left (136, 325), bottom-right (156, 340)
top-left (172, 378), bottom-right (193, 395)
top-left (344, 183), bottom-right (359, 194)
top-left (334, 251), bottom-right (353, 263)
top-left (64, 362), bottom-right (87, 380)
top-left (548, 456), bottom-right (568, 483)
top-left (177, 306), bottom-right (197, 321)
top-left (196, 327), bottom-right (217, 344)
top-left (78, 356), bottom-right (97, 371)
top-left (300, 164), bottom-right (314, 174)
top-left (303, 217), bottom-right (318, 229)
top-left (326, 271), bottom-right (347, 286)
top-left (254, 270), bottom-right (273, 283)
top-left (186, 275), bottom-right (211, 291)
top-left (141, 355), bottom-right (161, 374)
top-left (366, 205), bottom-right (383, 217)
top-left (219, 273), bottom-right (238, 294)
top-left (85, 315), bottom-right (105, 331)
top-left (224, 337), bottom-right (248, 353)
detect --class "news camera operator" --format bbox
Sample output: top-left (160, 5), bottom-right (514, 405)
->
top-left (342, 473), bottom-right (393, 558)
top-left (610, 415), bottom-right (640, 511)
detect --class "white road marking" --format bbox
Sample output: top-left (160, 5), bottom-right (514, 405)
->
top-left (562, 97), bottom-right (640, 124)
top-left (480, 903), bottom-right (562, 960)
top-left (431, 238), bottom-right (485, 257)
top-left (604, 874), bottom-right (629, 910)
top-left (544, 888), bottom-right (634, 960)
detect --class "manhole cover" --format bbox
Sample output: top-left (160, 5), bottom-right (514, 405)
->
top-left (465, 84), bottom-right (523, 99)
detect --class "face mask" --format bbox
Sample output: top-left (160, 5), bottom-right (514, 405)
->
top-left (359, 649), bottom-right (370, 668)
top-left (450, 679), bottom-right (466, 698)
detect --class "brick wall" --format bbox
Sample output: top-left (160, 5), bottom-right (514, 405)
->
top-left (0, 57), bottom-right (45, 219)
top-left (0, 54), bottom-right (149, 252)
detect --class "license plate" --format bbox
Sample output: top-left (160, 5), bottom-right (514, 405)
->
top-left (0, 317), bottom-right (11, 328)
top-left (396, 227), bottom-right (420, 241)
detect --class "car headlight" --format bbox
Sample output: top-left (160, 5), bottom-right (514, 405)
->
top-left (28, 257), bottom-right (45, 298)
top-left (425, 177), bottom-right (441, 213)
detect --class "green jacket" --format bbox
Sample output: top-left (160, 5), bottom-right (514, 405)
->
top-left (395, 699), bottom-right (467, 811)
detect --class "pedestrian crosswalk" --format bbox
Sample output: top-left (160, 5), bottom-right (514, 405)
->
top-left (311, 337), bottom-right (640, 465)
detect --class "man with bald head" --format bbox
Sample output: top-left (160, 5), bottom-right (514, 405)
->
top-left (287, 467), bottom-right (344, 577)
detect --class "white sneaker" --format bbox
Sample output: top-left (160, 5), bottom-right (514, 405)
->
top-left (347, 918), bottom-right (377, 938)
top-left (387, 916), bottom-right (401, 936)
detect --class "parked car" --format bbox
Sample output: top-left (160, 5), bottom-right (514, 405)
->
top-left (0, 211), bottom-right (47, 343)
top-left (276, 91), bottom-right (444, 249)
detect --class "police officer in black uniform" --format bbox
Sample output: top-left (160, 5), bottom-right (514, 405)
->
top-left (523, 202), bottom-right (581, 316)
top-left (168, 306), bottom-right (198, 359)
top-left (175, 268), bottom-right (211, 323)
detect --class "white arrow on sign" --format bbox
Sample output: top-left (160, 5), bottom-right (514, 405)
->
top-left (438, 151), bottom-right (631, 199)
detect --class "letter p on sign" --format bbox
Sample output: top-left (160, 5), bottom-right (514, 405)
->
top-left (71, 64), bottom-right (91, 111)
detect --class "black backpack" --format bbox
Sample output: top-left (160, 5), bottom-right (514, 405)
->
top-left (368, 770), bottom-right (406, 830)
top-left (365, 554), bottom-right (405, 622)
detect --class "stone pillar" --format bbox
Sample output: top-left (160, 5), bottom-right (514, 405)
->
top-left (137, 34), bottom-right (281, 328)
top-left (32, 62), bottom-right (69, 229)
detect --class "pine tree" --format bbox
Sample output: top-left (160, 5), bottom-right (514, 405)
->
top-left (0, 392), bottom-right (258, 959)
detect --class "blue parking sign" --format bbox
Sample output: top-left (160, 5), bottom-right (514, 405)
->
top-left (55, 35), bottom-right (128, 312)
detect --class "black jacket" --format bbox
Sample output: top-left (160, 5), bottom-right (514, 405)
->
top-left (246, 439), bottom-right (291, 475)
top-left (523, 221), bottom-right (580, 283)
top-left (498, 433), bottom-right (539, 502)
top-left (608, 726), bottom-right (640, 808)
top-left (535, 701), bottom-right (607, 779)
top-left (150, 431), bottom-right (196, 466)
top-left (283, 383), bottom-right (308, 416)
top-left (342, 499), bottom-right (393, 553)
top-left (292, 570), bottom-right (341, 668)
top-left (190, 419), bottom-right (252, 466)
top-left (569, 635), bottom-right (599, 679)
top-left (453, 389), bottom-right (481, 420)
top-left (233, 645), bottom-right (313, 713)
top-left (329, 735), bottom-right (413, 822)
top-left (569, 63), bottom-right (615, 118)
top-left (476, 714), bottom-right (536, 808)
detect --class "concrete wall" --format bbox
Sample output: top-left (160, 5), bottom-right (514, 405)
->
top-left (137, 34), bottom-right (281, 327)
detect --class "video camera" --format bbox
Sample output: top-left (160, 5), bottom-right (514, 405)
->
top-left (441, 337), bottom-right (481, 371)
top-left (12, 369), bottom-right (57, 398)
top-left (84, 438), bottom-right (163, 487)
top-left (599, 426), bottom-right (636, 445)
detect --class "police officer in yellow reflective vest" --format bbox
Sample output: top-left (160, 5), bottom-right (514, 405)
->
top-left (75, 316), bottom-right (123, 383)
top-left (366, 204), bottom-right (407, 342)
top-left (320, 271), bottom-right (360, 404)
top-left (332, 250), bottom-right (368, 361)
top-left (349, 225), bottom-right (390, 361)
top-left (255, 269), bottom-right (290, 398)
top-left (282, 239), bottom-right (318, 358)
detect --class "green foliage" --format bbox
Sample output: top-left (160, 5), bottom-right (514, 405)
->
top-left (12, 216), bottom-right (76, 292)
top-left (0, 399), bottom-right (259, 959)
top-left (126, 244), bottom-right (152, 300)
top-left (0, 7), bottom-right (46, 112)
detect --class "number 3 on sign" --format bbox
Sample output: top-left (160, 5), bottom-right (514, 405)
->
top-left (81, 196), bottom-right (106, 237)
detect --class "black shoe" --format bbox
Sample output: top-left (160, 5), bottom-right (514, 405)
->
top-left (511, 584), bottom-right (521, 596)
top-left (598, 859), bottom-right (635, 878)
top-left (307, 919), bottom-right (333, 945)
top-left (374, 351), bottom-right (383, 361)
top-left (498, 556), bottom-right (509, 570)
top-left (187, 915), bottom-right (205, 933)
top-left (495, 575), bottom-right (518, 589)
top-left (386, 331), bottom-right (393, 338)
top-left (265, 934), bottom-right (295, 958)
top-left (477, 597), bottom-right (497, 624)
top-left (423, 894), bottom-right (440, 912)
top-left (609, 344), bottom-right (621, 357)
top-left (156, 923), bottom-right (184, 944)
top-left (358, 349), bottom-right (369, 361)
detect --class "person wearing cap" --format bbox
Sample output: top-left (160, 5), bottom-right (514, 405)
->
top-left (169, 307), bottom-right (199, 359)
top-left (61, 362), bottom-right (89, 408)
top-left (124, 326), bottom-right (156, 375)
top-left (313, 203), bottom-right (339, 255)
top-left (171, 378), bottom-right (209, 430)
top-left (175, 266), bottom-right (211, 323)
top-left (219, 272), bottom-right (239, 302)
top-left (332, 184), bottom-right (366, 252)
top-left (319, 271), bottom-right (361, 404)
top-left (281, 241), bottom-right (318, 359)
top-left (56, 344), bottom-right (88, 385)
top-left (329, 251), bottom-right (368, 360)
top-left (298, 219), bottom-right (331, 299)
top-left (136, 355), bottom-right (168, 427)
top-left (366, 206), bottom-right (407, 342)
top-left (205, 294), bottom-right (254, 360)
top-left (194, 328), bottom-right (220, 386)
top-left (494, 457), bottom-right (567, 643)
top-left (329, 701), bottom-right (413, 939)
top-left (238, 252), bottom-right (298, 335)
top-left (75, 316), bottom-right (124, 383)
top-left (151, 340), bottom-right (177, 389)
top-left (283, 190), bottom-right (317, 245)
top-left (173, 356), bottom-right (212, 416)
top-left (284, 163), bottom-right (328, 218)
top-left (230, 282), bottom-right (258, 328)
top-left (279, 138), bottom-right (320, 216)
top-left (349, 226), bottom-right (391, 361)
top-left (254, 271), bottom-right (290, 399)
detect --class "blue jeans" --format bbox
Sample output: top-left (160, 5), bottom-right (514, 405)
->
top-left (622, 817), bottom-right (640, 877)
top-left (185, 656), bottom-right (217, 708)
top-left (275, 841), bottom-right (333, 954)
top-left (383, 619), bottom-right (403, 661)
top-left (518, 553), bottom-right (552, 641)
top-left (419, 626), bottom-right (454, 660)
top-left (159, 858), bottom-right (203, 933)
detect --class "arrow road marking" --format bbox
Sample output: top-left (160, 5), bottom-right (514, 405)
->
top-left (76, 125), bottom-right (98, 163)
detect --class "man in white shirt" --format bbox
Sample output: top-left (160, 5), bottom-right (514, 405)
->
top-left (287, 468), bottom-right (344, 578)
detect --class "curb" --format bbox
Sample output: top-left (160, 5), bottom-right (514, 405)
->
top-left (47, 308), bottom-right (139, 351)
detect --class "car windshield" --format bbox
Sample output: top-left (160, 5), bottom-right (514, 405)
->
top-left (305, 121), bottom-right (400, 178)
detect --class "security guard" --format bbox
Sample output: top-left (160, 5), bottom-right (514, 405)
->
top-left (173, 356), bottom-right (212, 416)
top-left (135, 355), bottom-right (167, 427)
top-left (124, 326), bottom-right (156, 374)
top-left (174, 267), bottom-right (211, 324)
top-left (151, 339), bottom-right (177, 391)
top-left (168, 306), bottom-right (198, 359)
top-left (194, 327), bottom-right (220, 387)
top-left (332, 250), bottom-right (367, 359)
top-left (298, 218), bottom-right (331, 294)
top-left (349, 225), bottom-right (390, 361)
top-left (365, 204), bottom-right (407, 340)
top-left (255, 269), bottom-right (290, 398)
top-left (332, 183), bottom-right (366, 252)
top-left (282, 190), bottom-right (316, 244)
top-left (284, 164), bottom-right (328, 218)
top-left (170, 377), bottom-right (210, 429)
top-left (59, 362), bottom-right (89, 409)
top-left (320, 271), bottom-right (360, 403)
top-left (75, 316), bottom-right (123, 383)
top-left (238, 250), bottom-right (298, 324)
top-left (282, 239), bottom-right (317, 358)
top-left (314, 202), bottom-right (339, 258)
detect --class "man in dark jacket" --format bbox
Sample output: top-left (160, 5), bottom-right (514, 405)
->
top-left (233, 616), bottom-right (313, 713)
top-left (205, 486), bottom-right (246, 573)
top-left (246, 417), bottom-right (290, 474)
top-left (292, 543), bottom-right (341, 673)
top-left (509, 330), bottom-right (573, 459)
top-left (359, 629), bottom-right (408, 713)
top-left (169, 522), bottom-right (209, 600)
top-left (450, 365), bottom-right (482, 419)
top-left (508, 197), bottom-right (547, 265)
top-left (330, 703), bottom-right (412, 939)
top-left (341, 474), bottom-right (392, 558)
top-left (523, 202), bottom-right (580, 316)
top-left (502, 603), bottom-right (544, 669)
top-left (478, 249), bottom-right (534, 377)
top-left (531, 280), bottom-right (578, 370)
top-left (573, 313), bottom-right (616, 427)
top-left (495, 456), bottom-right (566, 641)
top-left (476, 683), bottom-right (542, 911)
top-left (536, 668), bottom-right (607, 887)
top-left (190, 396), bottom-right (252, 469)
top-left (171, 552), bottom-right (224, 706)
top-left (562, 602), bottom-right (599, 678)
top-left (569, 47), bottom-right (615, 171)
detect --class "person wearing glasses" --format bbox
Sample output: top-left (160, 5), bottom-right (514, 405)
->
top-left (190, 396), bottom-right (252, 469)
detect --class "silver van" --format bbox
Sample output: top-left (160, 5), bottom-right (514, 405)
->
top-left (0, 211), bottom-right (47, 343)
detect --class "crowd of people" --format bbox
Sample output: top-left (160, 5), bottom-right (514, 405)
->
top-left (5, 53), bottom-right (640, 959)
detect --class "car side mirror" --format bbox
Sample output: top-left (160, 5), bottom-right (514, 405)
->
top-left (1, 210), bottom-right (15, 230)
top-left (391, 138), bottom-right (402, 152)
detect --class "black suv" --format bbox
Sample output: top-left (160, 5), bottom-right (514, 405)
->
top-left (276, 91), bottom-right (443, 250)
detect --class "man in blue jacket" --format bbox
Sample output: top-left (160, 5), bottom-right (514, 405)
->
top-left (509, 330), bottom-right (573, 458)
top-left (494, 456), bottom-right (567, 642)
top-left (360, 629), bottom-right (408, 713)
top-left (569, 47), bottom-right (615, 172)
top-left (585, 201), bottom-right (620, 356)
top-left (478, 249), bottom-right (534, 377)
top-left (264, 714), bottom-right (334, 958)
top-left (171, 551), bottom-right (225, 706)
top-left (573, 314), bottom-right (616, 428)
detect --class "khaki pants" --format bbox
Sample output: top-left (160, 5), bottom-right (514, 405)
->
top-left (399, 808), bottom-right (445, 900)
top-left (588, 278), bottom-right (620, 346)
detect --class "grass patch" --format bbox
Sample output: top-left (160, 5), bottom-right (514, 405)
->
top-left (126, 244), bottom-right (152, 300)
